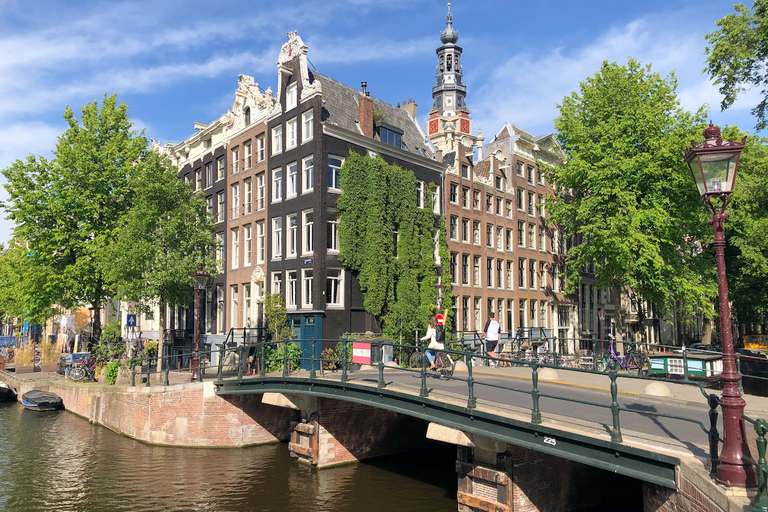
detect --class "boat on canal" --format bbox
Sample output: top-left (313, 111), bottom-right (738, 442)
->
top-left (0, 382), bottom-right (16, 402)
top-left (21, 390), bottom-right (63, 411)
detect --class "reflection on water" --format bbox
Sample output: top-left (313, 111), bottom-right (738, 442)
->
top-left (0, 402), bottom-right (457, 512)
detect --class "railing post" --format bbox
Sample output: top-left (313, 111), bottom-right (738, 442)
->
top-left (609, 360), bottom-right (622, 443)
top-left (530, 359), bottom-right (542, 424)
top-left (682, 346), bottom-right (689, 382)
top-left (467, 353), bottom-right (476, 409)
top-left (282, 341), bottom-right (289, 377)
top-left (131, 358), bottom-right (137, 387)
top-left (752, 419), bottom-right (768, 512)
top-left (341, 341), bottom-right (349, 383)
top-left (237, 345), bottom-right (244, 380)
top-left (310, 339), bottom-right (317, 379)
top-left (259, 343), bottom-right (266, 377)
top-left (592, 340), bottom-right (598, 371)
top-left (708, 393), bottom-right (720, 476)
top-left (163, 353), bottom-right (170, 386)
top-left (218, 344), bottom-right (225, 381)
top-left (377, 342), bottom-right (385, 390)
top-left (420, 345), bottom-right (429, 398)
top-left (737, 353), bottom-right (744, 394)
top-left (145, 357), bottom-right (152, 387)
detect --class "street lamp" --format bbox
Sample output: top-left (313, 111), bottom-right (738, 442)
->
top-left (190, 264), bottom-right (210, 383)
top-left (683, 122), bottom-right (754, 487)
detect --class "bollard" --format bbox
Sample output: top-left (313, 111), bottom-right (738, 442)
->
top-left (708, 394), bottom-right (720, 476)
top-left (531, 359), bottom-right (542, 424)
top-left (609, 360), bottom-right (622, 443)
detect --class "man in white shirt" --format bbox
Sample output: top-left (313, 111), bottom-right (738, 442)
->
top-left (482, 312), bottom-right (501, 367)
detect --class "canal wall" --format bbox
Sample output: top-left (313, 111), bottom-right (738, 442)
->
top-left (0, 371), bottom-right (292, 447)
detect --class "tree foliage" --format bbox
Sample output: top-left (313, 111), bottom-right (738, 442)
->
top-left (545, 59), bottom-right (712, 336)
top-left (2, 94), bottom-right (146, 339)
top-left (337, 152), bottom-right (450, 343)
top-left (264, 292), bottom-right (294, 341)
top-left (0, 239), bottom-right (60, 327)
top-left (705, 0), bottom-right (768, 130)
top-left (721, 125), bottom-right (768, 321)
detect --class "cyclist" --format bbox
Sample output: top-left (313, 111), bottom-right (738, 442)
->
top-left (420, 309), bottom-right (449, 370)
top-left (482, 312), bottom-right (500, 367)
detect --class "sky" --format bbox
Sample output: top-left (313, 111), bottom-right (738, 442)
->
top-left (0, 0), bottom-right (760, 245)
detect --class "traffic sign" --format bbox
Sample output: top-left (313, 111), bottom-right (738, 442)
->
top-left (436, 314), bottom-right (445, 325)
top-left (126, 314), bottom-right (137, 327)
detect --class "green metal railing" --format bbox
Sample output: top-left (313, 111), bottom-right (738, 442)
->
top-left (744, 415), bottom-right (768, 512)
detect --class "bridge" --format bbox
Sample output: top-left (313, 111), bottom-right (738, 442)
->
top-left (205, 337), bottom-right (765, 512)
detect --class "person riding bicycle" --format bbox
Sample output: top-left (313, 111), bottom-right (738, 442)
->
top-left (482, 312), bottom-right (500, 367)
top-left (420, 309), bottom-right (448, 370)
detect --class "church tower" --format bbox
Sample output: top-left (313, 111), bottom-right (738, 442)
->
top-left (427, 3), bottom-right (482, 166)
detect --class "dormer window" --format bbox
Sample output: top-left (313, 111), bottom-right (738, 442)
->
top-left (244, 107), bottom-right (251, 126)
top-left (286, 82), bottom-right (298, 110)
top-left (375, 121), bottom-right (403, 149)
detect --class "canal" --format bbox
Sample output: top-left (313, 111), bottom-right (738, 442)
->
top-left (0, 402), bottom-right (458, 511)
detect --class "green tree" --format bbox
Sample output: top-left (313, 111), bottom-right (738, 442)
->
top-left (2, 94), bottom-right (146, 340)
top-left (337, 152), bottom-right (450, 343)
top-left (546, 59), bottom-right (712, 338)
top-left (104, 150), bottom-right (217, 349)
top-left (705, 0), bottom-right (768, 130)
top-left (264, 293), bottom-right (294, 341)
top-left (721, 125), bottom-right (768, 322)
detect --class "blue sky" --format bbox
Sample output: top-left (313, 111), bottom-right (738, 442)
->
top-left (0, 0), bottom-right (759, 244)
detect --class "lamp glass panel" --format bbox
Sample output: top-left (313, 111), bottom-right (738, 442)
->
top-left (699, 152), bottom-right (738, 194)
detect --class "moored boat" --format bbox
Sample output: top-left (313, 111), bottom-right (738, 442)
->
top-left (0, 382), bottom-right (15, 402)
top-left (21, 390), bottom-right (63, 411)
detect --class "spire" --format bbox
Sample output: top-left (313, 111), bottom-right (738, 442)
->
top-left (432, 2), bottom-right (466, 113)
top-left (440, 3), bottom-right (459, 44)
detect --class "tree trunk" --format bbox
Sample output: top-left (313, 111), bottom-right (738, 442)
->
top-left (612, 285), bottom-right (626, 342)
top-left (158, 294), bottom-right (166, 373)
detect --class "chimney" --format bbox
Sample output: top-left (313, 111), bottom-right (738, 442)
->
top-left (359, 81), bottom-right (374, 138)
top-left (401, 98), bottom-right (417, 120)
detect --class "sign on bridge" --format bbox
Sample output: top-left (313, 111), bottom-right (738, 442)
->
top-left (352, 342), bottom-right (371, 365)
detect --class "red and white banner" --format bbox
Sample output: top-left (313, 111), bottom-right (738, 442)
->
top-left (352, 342), bottom-right (371, 365)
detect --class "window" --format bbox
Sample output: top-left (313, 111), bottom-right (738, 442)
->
top-left (327, 211), bottom-right (339, 251)
top-left (287, 162), bottom-right (298, 197)
top-left (538, 168), bottom-right (544, 185)
top-left (244, 107), bottom-right (251, 125)
top-left (272, 217), bottom-right (283, 259)
top-left (529, 259), bottom-right (537, 289)
top-left (539, 229), bottom-right (545, 252)
top-left (205, 162), bottom-right (213, 188)
top-left (231, 183), bottom-right (240, 219)
top-left (461, 218), bottom-right (469, 242)
top-left (539, 261), bottom-right (546, 290)
top-left (272, 125), bottom-right (283, 155)
top-left (462, 297), bottom-right (470, 330)
top-left (473, 190), bottom-right (480, 209)
top-left (302, 269), bottom-right (313, 308)
top-left (244, 224), bottom-right (252, 266)
top-left (450, 183), bottom-right (458, 203)
top-left (517, 221), bottom-right (525, 246)
top-left (303, 210), bottom-right (313, 254)
top-left (540, 301), bottom-right (547, 328)
top-left (286, 82), bottom-right (298, 110)
top-left (195, 169), bottom-right (202, 190)
top-left (552, 265), bottom-right (559, 292)
top-left (496, 197), bottom-right (503, 215)
top-left (244, 141), bottom-right (252, 170)
top-left (231, 147), bottom-right (239, 174)
top-left (461, 254), bottom-right (469, 285)
top-left (256, 134), bottom-right (265, 162)
top-left (287, 214), bottom-right (297, 258)
top-left (416, 181), bottom-right (425, 209)
top-left (516, 161), bottom-right (524, 177)
top-left (506, 228), bottom-right (514, 252)
top-left (485, 193), bottom-right (493, 213)
top-left (326, 269), bottom-right (343, 306)
top-left (244, 178), bottom-right (252, 215)
top-left (527, 165), bottom-right (534, 184)
top-left (207, 196), bottom-right (214, 217)
top-left (519, 258), bottom-right (526, 288)
top-left (528, 224), bottom-right (536, 250)
top-left (495, 174), bottom-right (504, 191)
top-left (530, 299), bottom-right (537, 327)
top-left (231, 285), bottom-right (239, 328)
top-left (286, 271), bottom-right (297, 308)
top-left (486, 257), bottom-right (493, 287)
top-left (486, 223), bottom-right (493, 248)
top-left (506, 199), bottom-right (513, 218)
top-left (272, 272), bottom-right (283, 295)
top-left (287, 118), bottom-right (298, 149)
top-left (243, 284), bottom-right (252, 327)
top-left (450, 216), bottom-right (458, 240)
top-left (206, 286), bottom-right (213, 333)
top-left (256, 173), bottom-right (265, 211)
top-left (497, 259), bottom-right (503, 288)
top-left (496, 227), bottom-right (503, 252)
top-left (216, 284), bottom-right (225, 333)
top-left (272, 168), bottom-right (282, 202)
top-left (450, 253), bottom-right (458, 284)
top-left (506, 261), bottom-right (514, 290)
top-left (256, 220), bottom-right (265, 264)
top-left (473, 221), bottom-right (480, 245)
top-left (217, 156), bottom-right (225, 181)
top-left (462, 164), bottom-right (470, 179)
top-left (380, 126), bottom-right (403, 148)
top-left (474, 298), bottom-right (481, 331)
top-left (217, 191), bottom-right (225, 222)
top-left (302, 110), bottom-right (313, 142)
top-left (215, 232), bottom-right (224, 273)
top-left (462, 187), bottom-right (469, 208)
top-left (328, 156), bottom-right (343, 191)
top-left (231, 228), bottom-right (240, 269)
top-left (302, 156), bottom-right (314, 193)
top-left (473, 256), bottom-right (480, 286)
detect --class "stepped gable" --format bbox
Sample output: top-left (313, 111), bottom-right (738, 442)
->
top-left (313, 72), bottom-right (435, 160)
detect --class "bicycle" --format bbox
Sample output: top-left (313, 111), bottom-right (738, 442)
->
top-left (409, 346), bottom-right (454, 378)
top-left (597, 340), bottom-right (650, 376)
top-left (68, 355), bottom-right (97, 382)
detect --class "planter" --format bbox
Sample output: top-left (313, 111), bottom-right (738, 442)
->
top-left (15, 364), bottom-right (35, 374)
top-left (40, 362), bottom-right (58, 373)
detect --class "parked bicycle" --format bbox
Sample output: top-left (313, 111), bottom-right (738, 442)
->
top-left (0, 346), bottom-right (14, 363)
top-left (68, 355), bottom-right (97, 382)
top-left (409, 346), bottom-right (454, 378)
top-left (597, 340), bottom-right (650, 376)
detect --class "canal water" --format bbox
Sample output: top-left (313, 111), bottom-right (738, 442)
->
top-left (0, 402), bottom-right (458, 511)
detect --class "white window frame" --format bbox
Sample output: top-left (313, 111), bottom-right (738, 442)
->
top-left (244, 141), bottom-right (252, 170)
top-left (256, 173), bottom-right (265, 211)
top-left (231, 148), bottom-right (239, 174)
top-left (256, 220), bottom-right (265, 264)
top-left (256, 134), bottom-right (265, 162)
top-left (302, 109), bottom-right (313, 143)
top-left (231, 227), bottom-right (240, 269)
top-left (230, 284), bottom-right (239, 329)
top-left (272, 125), bottom-right (283, 155)
top-left (231, 183), bottom-right (240, 219)
top-left (272, 168), bottom-right (282, 203)
top-left (243, 283), bottom-right (252, 327)
top-left (328, 155), bottom-right (343, 192)
top-left (286, 270), bottom-right (298, 309)
top-left (287, 162), bottom-right (298, 198)
top-left (326, 269), bottom-right (344, 307)
top-left (286, 82), bottom-right (298, 110)
top-left (217, 191), bottom-right (225, 223)
top-left (244, 224), bottom-right (252, 267)
top-left (302, 269), bottom-right (313, 308)
top-left (302, 156), bottom-right (314, 193)
top-left (287, 118), bottom-right (298, 149)
top-left (217, 156), bottom-right (225, 181)
top-left (271, 272), bottom-right (283, 295)
top-left (244, 178), bottom-right (252, 215)
top-left (287, 214), bottom-right (298, 258)
top-left (302, 210), bottom-right (313, 255)
top-left (272, 217), bottom-right (283, 259)
top-left (327, 211), bottom-right (339, 252)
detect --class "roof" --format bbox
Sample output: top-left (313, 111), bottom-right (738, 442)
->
top-left (312, 72), bottom-right (435, 160)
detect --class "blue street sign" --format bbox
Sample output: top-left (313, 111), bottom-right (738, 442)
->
top-left (126, 314), bottom-right (137, 327)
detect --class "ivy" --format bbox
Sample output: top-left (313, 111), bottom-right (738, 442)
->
top-left (338, 152), bottom-right (450, 343)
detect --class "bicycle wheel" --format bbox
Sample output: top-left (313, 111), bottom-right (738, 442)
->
top-left (636, 354), bottom-right (651, 376)
top-left (33, 353), bottom-right (42, 366)
top-left (69, 366), bottom-right (86, 381)
top-left (436, 353), bottom-right (453, 378)
top-left (408, 351), bottom-right (424, 369)
top-left (595, 357), bottom-right (608, 372)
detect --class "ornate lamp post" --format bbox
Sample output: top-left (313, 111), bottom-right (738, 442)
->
top-left (190, 264), bottom-right (210, 383)
top-left (683, 122), bottom-right (754, 487)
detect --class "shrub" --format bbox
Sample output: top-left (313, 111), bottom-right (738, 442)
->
top-left (94, 321), bottom-right (124, 362)
top-left (15, 343), bottom-right (35, 365)
top-left (264, 342), bottom-right (302, 373)
top-left (321, 347), bottom-right (339, 371)
top-left (105, 361), bottom-right (123, 385)
top-left (335, 341), bottom-right (353, 366)
top-left (144, 340), bottom-right (158, 358)
top-left (41, 341), bottom-right (60, 363)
